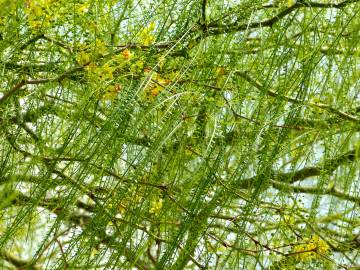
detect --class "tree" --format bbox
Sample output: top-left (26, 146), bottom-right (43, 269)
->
top-left (0, 0), bottom-right (359, 269)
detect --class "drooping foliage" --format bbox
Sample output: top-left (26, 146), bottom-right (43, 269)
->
top-left (0, 0), bottom-right (359, 269)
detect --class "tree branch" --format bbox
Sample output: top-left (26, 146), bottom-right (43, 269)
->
top-left (0, 66), bottom-right (84, 104)
top-left (0, 250), bottom-right (42, 270)
top-left (234, 70), bottom-right (360, 122)
top-left (206, 0), bottom-right (359, 36)
top-left (237, 149), bottom-right (356, 189)
top-left (270, 179), bottom-right (360, 205)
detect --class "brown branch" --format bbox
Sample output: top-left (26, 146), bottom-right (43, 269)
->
top-left (208, 3), bottom-right (297, 32)
top-left (236, 149), bottom-right (356, 189)
top-left (280, 149), bottom-right (356, 183)
top-left (222, 94), bottom-right (308, 131)
top-left (207, 0), bottom-right (359, 35)
top-left (0, 80), bottom-right (26, 104)
top-left (301, 0), bottom-right (360, 8)
top-left (270, 180), bottom-right (360, 205)
top-left (0, 66), bottom-right (84, 104)
top-left (147, 245), bottom-right (157, 265)
top-left (244, 231), bottom-right (286, 256)
top-left (19, 34), bottom-right (72, 53)
top-left (20, 34), bottom-right (45, 50)
top-left (0, 250), bottom-right (42, 270)
top-left (3, 61), bottom-right (63, 73)
top-left (116, 41), bottom-right (175, 50)
top-left (201, 0), bottom-right (207, 24)
top-left (41, 35), bottom-right (73, 53)
top-left (207, 232), bottom-right (258, 256)
top-left (55, 239), bottom-right (69, 269)
top-left (224, 45), bottom-right (358, 56)
top-left (234, 70), bottom-right (360, 122)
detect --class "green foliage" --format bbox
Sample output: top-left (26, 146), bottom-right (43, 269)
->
top-left (0, 0), bottom-right (359, 269)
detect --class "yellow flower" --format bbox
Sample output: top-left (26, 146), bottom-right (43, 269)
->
top-left (122, 48), bottom-right (132, 60)
top-left (77, 51), bottom-right (91, 65)
top-left (148, 22), bottom-right (155, 31)
top-left (139, 22), bottom-right (156, 46)
top-left (310, 235), bottom-right (330, 254)
top-left (26, 2), bottom-right (43, 17)
top-left (98, 63), bottom-right (114, 80)
top-left (292, 235), bottom-right (330, 260)
top-left (130, 60), bottom-right (144, 73)
top-left (143, 72), bottom-right (170, 100)
top-left (76, 3), bottom-right (89, 14)
top-left (102, 84), bottom-right (122, 101)
top-left (150, 87), bottom-right (160, 97)
top-left (156, 75), bottom-right (171, 87)
top-left (29, 18), bottom-right (42, 29)
top-left (287, 0), bottom-right (296, 7)
top-left (149, 199), bottom-right (163, 214)
top-left (282, 214), bottom-right (295, 225)
top-left (85, 62), bottom-right (97, 72)
top-left (25, 0), bottom-right (52, 16)
top-left (94, 40), bottom-right (108, 56)
top-left (117, 201), bottom-right (126, 214)
top-left (216, 67), bottom-right (226, 76)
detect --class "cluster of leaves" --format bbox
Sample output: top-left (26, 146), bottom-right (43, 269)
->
top-left (0, 0), bottom-right (359, 269)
